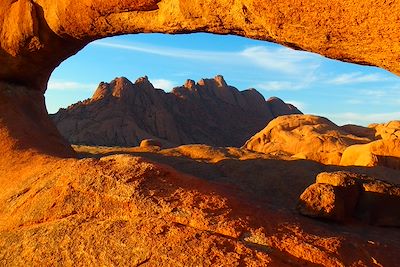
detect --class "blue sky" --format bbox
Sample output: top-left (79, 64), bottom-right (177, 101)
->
top-left (46, 33), bottom-right (400, 126)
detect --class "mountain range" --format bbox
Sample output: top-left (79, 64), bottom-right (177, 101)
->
top-left (52, 75), bottom-right (301, 147)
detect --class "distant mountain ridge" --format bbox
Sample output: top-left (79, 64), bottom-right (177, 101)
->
top-left (52, 75), bottom-right (302, 147)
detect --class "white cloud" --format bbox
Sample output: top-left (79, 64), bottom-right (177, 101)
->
top-left (93, 41), bottom-right (231, 61)
top-left (328, 72), bottom-right (388, 85)
top-left (47, 80), bottom-right (97, 91)
top-left (256, 81), bottom-right (304, 91)
top-left (239, 46), bottom-right (320, 74)
top-left (256, 70), bottom-right (317, 92)
top-left (359, 89), bottom-right (387, 98)
top-left (151, 79), bottom-right (177, 91)
top-left (93, 41), bottom-right (321, 77)
top-left (322, 112), bottom-right (400, 126)
top-left (286, 100), bottom-right (306, 111)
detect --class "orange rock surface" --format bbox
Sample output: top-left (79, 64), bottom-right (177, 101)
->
top-left (299, 171), bottom-right (400, 226)
top-left (1, 0), bottom-right (400, 91)
top-left (2, 143), bottom-right (399, 265)
top-left (244, 114), bottom-right (371, 164)
top-left (1, 1), bottom-right (400, 265)
top-left (341, 121), bottom-right (400, 169)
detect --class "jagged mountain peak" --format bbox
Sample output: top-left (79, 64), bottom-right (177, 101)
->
top-left (91, 76), bottom-right (156, 101)
top-left (53, 75), bottom-right (302, 147)
top-left (196, 74), bottom-right (227, 88)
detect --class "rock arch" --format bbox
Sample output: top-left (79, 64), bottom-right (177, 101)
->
top-left (1, 2), bottom-right (400, 265)
top-left (0, 0), bottom-right (399, 158)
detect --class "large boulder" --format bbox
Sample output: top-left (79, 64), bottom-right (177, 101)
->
top-left (244, 115), bottom-right (371, 165)
top-left (371, 121), bottom-right (400, 140)
top-left (298, 171), bottom-right (400, 226)
top-left (298, 183), bottom-right (352, 222)
top-left (340, 121), bottom-right (400, 169)
top-left (298, 172), bottom-right (361, 222)
top-left (140, 138), bottom-right (163, 148)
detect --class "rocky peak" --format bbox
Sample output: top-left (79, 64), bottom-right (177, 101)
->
top-left (196, 75), bottom-right (227, 88)
top-left (267, 96), bottom-right (302, 116)
top-left (135, 76), bottom-right (150, 84)
top-left (92, 82), bottom-right (112, 101)
top-left (214, 75), bottom-right (227, 87)
top-left (91, 77), bottom-right (134, 100)
top-left (110, 77), bottom-right (134, 98)
top-left (184, 79), bottom-right (196, 89)
top-left (91, 76), bottom-right (157, 101)
top-left (133, 76), bottom-right (155, 90)
top-left (53, 75), bottom-right (304, 147)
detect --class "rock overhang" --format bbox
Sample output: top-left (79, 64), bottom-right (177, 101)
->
top-left (0, 0), bottom-right (399, 92)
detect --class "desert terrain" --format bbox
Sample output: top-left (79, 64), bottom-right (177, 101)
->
top-left (1, 0), bottom-right (400, 266)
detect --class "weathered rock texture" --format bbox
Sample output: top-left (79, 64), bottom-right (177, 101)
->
top-left (298, 171), bottom-right (400, 226)
top-left (0, 82), bottom-right (74, 159)
top-left (1, 1), bottom-right (400, 265)
top-left (341, 121), bottom-right (400, 169)
top-left (2, 143), bottom-right (400, 266)
top-left (244, 114), bottom-right (371, 165)
top-left (52, 75), bottom-right (301, 147)
top-left (1, 0), bottom-right (400, 92)
top-left (0, 0), bottom-right (398, 159)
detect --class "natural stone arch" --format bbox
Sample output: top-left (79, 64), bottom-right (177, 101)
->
top-left (0, 0), bottom-right (399, 159)
top-left (1, 2), bottom-right (400, 265)
top-left (1, 0), bottom-right (399, 91)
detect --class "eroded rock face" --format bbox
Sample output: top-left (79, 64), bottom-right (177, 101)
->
top-left (0, 0), bottom-right (398, 162)
top-left (52, 75), bottom-right (301, 147)
top-left (140, 139), bottom-right (163, 149)
top-left (341, 121), bottom-right (400, 169)
top-left (1, 0), bottom-right (400, 91)
top-left (0, 82), bottom-right (74, 160)
top-left (298, 171), bottom-right (400, 226)
top-left (1, 1), bottom-right (400, 265)
top-left (244, 114), bottom-right (371, 164)
top-left (2, 147), bottom-right (400, 266)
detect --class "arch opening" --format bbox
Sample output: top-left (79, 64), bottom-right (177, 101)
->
top-left (45, 33), bottom-right (400, 170)
top-left (0, 0), bottom-right (399, 162)
top-left (47, 33), bottom-right (400, 127)
top-left (1, 2), bottom-right (400, 265)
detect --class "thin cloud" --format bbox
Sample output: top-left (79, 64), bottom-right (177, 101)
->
top-left (328, 72), bottom-right (389, 85)
top-left (93, 41), bottom-right (231, 60)
top-left (256, 81), bottom-right (302, 91)
top-left (342, 87), bottom-right (400, 106)
top-left (151, 79), bottom-right (177, 91)
top-left (256, 71), bottom-right (318, 92)
top-left (48, 80), bottom-right (97, 91)
top-left (240, 46), bottom-right (320, 74)
top-left (286, 100), bottom-right (306, 111)
top-left (93, 41), bottom-right (321, 76)
top-left (359, 89), bottom-right (387, 98)
top-left (322, 111), bottom-right (400, 126)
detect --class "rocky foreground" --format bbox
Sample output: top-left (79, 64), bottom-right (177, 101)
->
top-left (1, 0), bottom-right (400, 265)
top-left (1, 109), bottom-right (400, 266)
top-left (26, 141), bottom-right (400, 266)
